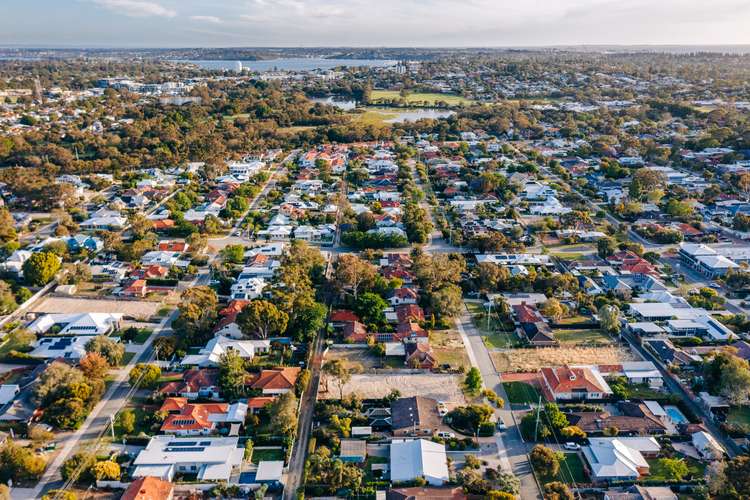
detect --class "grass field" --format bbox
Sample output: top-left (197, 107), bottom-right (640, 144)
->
top-left (370, 90), bottom-right (474, 107)
top-left (250, 447), bottom-right (285, 464)
top-left (503, 382), bottom-right (540, 405)
top-left (491, 345), bottom-right (638, 372)
top-left (483, 331), bottom-right (522, 349)
top-left (555, 315), bottom-right (592, 326)
top-left (728, 406), bottom-right (750, 427)
top-left (553, 329), bottom-right (613, 346)
top-left (348, 109), bottom-right (399, 126)
top-left (121, 351), bottom-right (136, 365)
top-left (430, 328), bottom-right (469, 369)
top-left (646, 457), bottom-right (705, 481)
top-left (555, 453), bottom-right (588, 484)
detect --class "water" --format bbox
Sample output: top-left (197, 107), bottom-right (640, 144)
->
top-left (310, 96), bottom-right (358, 111)
top-left (664, 405), bottom-right (688, 424)
top-left (380, 108), bottom-right (456, 123)
top-left (179, 58), bottom-right (397, 73)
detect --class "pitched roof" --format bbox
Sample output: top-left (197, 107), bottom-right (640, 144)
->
top-left (390, 396), bottom-right (441, 430)
top-left (250, 367), bottom-right (301, 391)
top-left (541, 366), bottom-right (612, 395)
top-left (160, 398), bottom-right (228, 432)
top-left (396, 304), bottom-right (425, 323)
top-left (512, 303), bottom-right (544, 324)
top-left (331, 310), bottom-right (362, 323)
top-left (121, 476), bottom-right (174, 500)
top-left (159, 369), bottom-right (219, 395)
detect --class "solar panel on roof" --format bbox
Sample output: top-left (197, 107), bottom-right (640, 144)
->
top-left (165, 446), bottom-right (205, 452)
top-left (167, 441), bottom-right (197, 447)
top-left (199, 441), bottom-right (211, 445)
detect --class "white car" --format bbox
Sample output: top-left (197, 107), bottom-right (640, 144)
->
top-left (437, 431), bottom-right (455, 439)
top-left (563, 442), bottom-right (580, 451)
top-left (496, 421), bottom-right (507, 431)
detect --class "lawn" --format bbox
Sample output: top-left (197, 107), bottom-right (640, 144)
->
top-left (553, 329), bottom-right (613, 346)
top-left (347, 109), bottom-right (398, 126)
top-left (0, 329), bottom-right (35, 360)
top-left (363, 456), bottom-right (388, 482)
top-left (502, 382), bottom-right (540, 405)
top-left (554, 453), bottom-right (588, 485)
top-left (646, 457), bottom-right (705, 482)
top-left (555, 315), bottom-right (592, 326)
top-left (370, 90), bottom-right (474, 107)
top-left (728, 406), bottom-right (750, 427)
top-left (483, 331), bottom-right (522, 349)
top-left (430, 328), bottom-right (469, 369)
top-left (549, 251), bottom-right (586, 260)
top-left (626, 384), bottom-right (669, 401)
top-left (121, 351), bottom-right (136, 365)
top-left (250, 447), bottom-right (285, 464)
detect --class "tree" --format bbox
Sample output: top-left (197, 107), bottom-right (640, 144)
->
top-left (92, 460), bottom-right (120, 481)
top-left (117, 409), bottom-right (136, 435)
top-left (464, 453), bottom-right (481, 469)
top-left (42, 492), bottom-right (77, 500)
top-left (448, 404), bottom-right (494, 434)
top-left (22, 251), bottom-right (61, 286)
top-left (665, 198), bottom-right (693, 218)
top-left (658, 457), bottom-right (689, 481)
top-left (465, 367), bottom-right (483, 392)
top-left (78, 352), bottom-right (109, 379)
top-left (153, 336), bottom-right (177, 359)
top-left (128, 363), bottom-right (161, 389)
top-left (540, 298), bottom-right (566, 322)
top-left (61, 263), bottom-right (92, 285)
top-left (353, 292), bottom-right (387, 328)
top-left (707, 460), bottom-right (727, 496)
top-left (599, 304), bottom-right (621, 334)
top-left (129, 213), bottom-right (154, 239)
top-left (0, 440), bottom-right (46, 483)
top-left (494, 471), bottom-right (520, 495)
top-left (61, 452), bottom-right (95, 483)
top-left (221, 244), bottom-right (245, 264)
top-left (244, 438), bottom-right (254, 460)
top-left (560, 426), bottom-right (587, 439)
top-left (0, 281), bottom-right (17, 315)
top-left (429, 284), bottom-right (463, 319)
top-left (630, 168), bottom-right (667, 199)
top-left (270, 392), bottom-right (298, 437)
top-left (334, 254), bottom-right (376, 300)
top-left (45, 397), bottom-right (87, 429)
top-left (530, 445), bottom-right (562, 478)
top-left (172, 286), bottom-right (218, 345)
top-left (218, 350), bottom-right (247, 401)
top-left (597, 236), bottom-right (617, 259)
top-left (85, 336), bottom-right (125, 366)
top-left (0, 208), bottom-right (17, 244)
top-left (0, 485), bottom-right (9, 500)
top-left (323, 359), bottom-right (352, 400)
top-left (35, 361), bottom-right (85, 405)
top-left (705, 351), bottom-right (750, 405)
top-left (544, 403), bottom-right (569, 430)
top-left (237, 300), bottom-right (288, 339)
top-left (726, 454), bottom-right (750, 498)
top-left (29, 426), bottom-right (54, 447)
top-left (543, 481), bottom-right (574, 500)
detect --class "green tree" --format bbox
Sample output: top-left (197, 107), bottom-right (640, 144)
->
top-left (220, 244), bottom-right (245, 264)
top-left (725, 454), bottom-right (750, 498)
top-left (117, 409), bottom-right (136, 435)
top-left (544, 403), bottom-right (569, 430)
top-left (270, 392), bottom-right (298, 437)
top-left (218, 350), bottom-right (247, 401)
top-left (22, 251), bottom-right (61, 286)
top-left (465, 367), bottom-right (483, 392)
top-left (530, 445), bottom-right (562, 478)
top-left (85, 335), bottom-right (125, 366)
top-left (0, 440), bottom-right (46, 483)
top-left (237, 300), bottom-right (289, 339)
top-left (658, 457), bottom-right (689, 481)
top-left (322, 359), bottom-right (352, 400)
top-left (128, 363), bottom-right (161, 389)
top-left (599, 304), bottom-right (621, 334)
top-left (429, 284), bottom-right (464, 319)
top-left (540, 298), bottom-right (566, 322)
top-left (92, 460), bottom-right (120, 481)
top-left (61, 452), bottom-right (95, 483)
top-left (353, 292), bottom-right (387, 328)
top-left (597, 236), bottom-right (617, 259)
top-left (0, 281), bottom-right (17, 315)
top-left (543, 481), bottom-right (574, 500)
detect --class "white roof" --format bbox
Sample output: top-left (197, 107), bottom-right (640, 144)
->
top-left (28, 313), bottom-right (122, 336)
top-left (181, 336), bottom-right (262, 367)
top-left (584, 437), bottom-right (660, 480)
top-left (643, 401), bottom-right (666, 418)
top-left (0, 385), bottom-right (19, 405)
top-left (390, 439), bottom-right (449, 485)
top-left (628, 302), bottom-right (705, 320)
top-left (696, 254), bottom-right (739, 270)
top-left (255, 460), bottom-right (284, 481)
top-left (133, 436), bottom-right (242, 481)
top-left (628, 322), bottom-right (665, 334)
top-left (30, 336), bottom-right (90, 360)
top-left (692, 431), bottom-right (725, 456)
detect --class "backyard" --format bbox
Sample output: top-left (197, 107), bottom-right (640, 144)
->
top-left (466, 301), bottom-right (521, 348)
top-left (727, 406), bottom-right (750, 428)
top-left (532, 452), bottom-right (588, 486)
top-left (646, 457), bottom-right (705, 482)
top-left (430, 328), bottom-right (469, 369)
top-left (553, 328), bottom-right (613, 346)
top-left (250, 447), bottom-right (286, 464)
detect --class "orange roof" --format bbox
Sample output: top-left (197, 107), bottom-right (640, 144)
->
top-left (121, 476), bottom-right (174, 500)
top-left (158, 241), bottom-right (188, 252)
top-left (247, 396), bottom-right (276, 409)
top-left (160, 397), bottom-right (228, 432)
top-left (152, 219), bottom-right (175, 230)
top-left (250, 367), bottom-right (301, 391)
top-left (541, 366), bottom-right (609, 394)
top-left (330, 310), bottom-right (361, 323)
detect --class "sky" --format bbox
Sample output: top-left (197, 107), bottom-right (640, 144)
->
top-left (2, 0), bottom-right (750, 48)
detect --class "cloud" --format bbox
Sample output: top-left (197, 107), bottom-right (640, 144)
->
top-left (189, 15), bottom-right (222, 24)
top-left (90, 0), bottom-right (176, 18)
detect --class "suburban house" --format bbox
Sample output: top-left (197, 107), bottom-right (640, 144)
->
top-left (159, 369), bottom-right (221, 400)
top-left (390, 439), bottom-right (450, 486)
top-left (249, 367), bottom-right (301, 395)
top-left (29, 336), bottom-right (91, 360)
top-left (387, 487), bottom-right (467, 500)
top-left (121, 476), bottom-right (175, 500)
top-left (159, 397), bottom-right (247, 436)
top-left (132, 436), bottom-right (244, 482)
top-left (405, 343), bottom-right (437, 369)
top-left (28, 312), bottom-right (122, 336)
top-left (678, 243), bottom-right (741, 278)
top-left (691, 431), bottom-right (725, 460)
top-left (389, 287), bottom-right (419, 306)
top-left (583, 437), bottom-right (661, 482)
top-left (180, 336), bottom-right (268, 367)
top-left (391, 396), bottom-right (443, 437)
top-left (512, 303), bottom-right (557, 346)
top-left (540, 365), bottom-right (613, 401)
top-left (567, 401), bottom-right (668, 436)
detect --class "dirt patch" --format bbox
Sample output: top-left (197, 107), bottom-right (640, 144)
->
top-left (491, 346), bottom-right (640, 372)
top-left (31, 296), bottom-right (163, 320)
top-left (318, 372), bottom-right (466, 404)
top-left (430, 328), bottom-right (469, 369)
top-left (324, 346), bottom-right (380, 370)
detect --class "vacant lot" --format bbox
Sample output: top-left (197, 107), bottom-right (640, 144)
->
top-left (430, 328), bottom-right (469, 369)
top-left (31, 296), bottom-right (163, 320)
top-left (491, 345), bottom-right (639, 372)
top-left (370, 90), bottom-right (474, 106)
top-left (503, 382), bottom-right (540, 405)
top-left (324, 346), bottom-right (380, 370)
top-left (319, 372), bottom-right (465, 403)
top-left (553, 329), bottom-right (613, 346)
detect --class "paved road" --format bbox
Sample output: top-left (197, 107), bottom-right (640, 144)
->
top-left (455, 305), bottom-right (542, 500)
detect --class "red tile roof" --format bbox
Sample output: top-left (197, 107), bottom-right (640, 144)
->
top-left (159, 369), bottom-right (219, 395)
top-left (512, 303), bottom-right (543, 324)
top-left (331, 310), bottom-right (361, 323)
top-left (160, 397), bottom-right (228, 432)
top-left (396, 304), bottom-right (425, 323)
top-left (121, 476), bottom-right (174, 500)
top-left (250, 367), bottom-right (301, 391)
top-left (541, 366), bottom-right (609, 395)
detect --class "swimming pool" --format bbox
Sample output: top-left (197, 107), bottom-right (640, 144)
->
top-left (665, 405), bottom-right (688, 424)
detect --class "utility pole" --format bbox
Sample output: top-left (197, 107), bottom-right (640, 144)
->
top-left (487, 300), bottom-right (493, 332)
top-left (534, 394), bottom-right (542, 441)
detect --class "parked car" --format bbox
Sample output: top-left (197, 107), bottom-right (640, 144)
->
top-left (437, 431), bottom-right (455, 439)
top-left (564, 442), bottom-right (580, 450)
top-left (496, 421), bottom-right (507, 431)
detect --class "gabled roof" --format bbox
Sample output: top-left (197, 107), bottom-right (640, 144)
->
top-left (250, 367), bottom-right (300, 391)
top-left (121, 476), bottom-right (174, 500)
top-left (159, 369), bottom-right (219, 395)
top-left (541, 366), bottom-right (612, 395)
top-left (160, 397), bottom-right (228, 432)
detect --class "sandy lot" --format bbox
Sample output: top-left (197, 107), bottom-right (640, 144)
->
top-left (491, 345), bottom-right (640, 372)
top-left (324, 346), bottom-right (381, 370)
top-left (318, 372), bottom-right (466, 404)
top-left (30, 296), bottom-right (163, 320)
